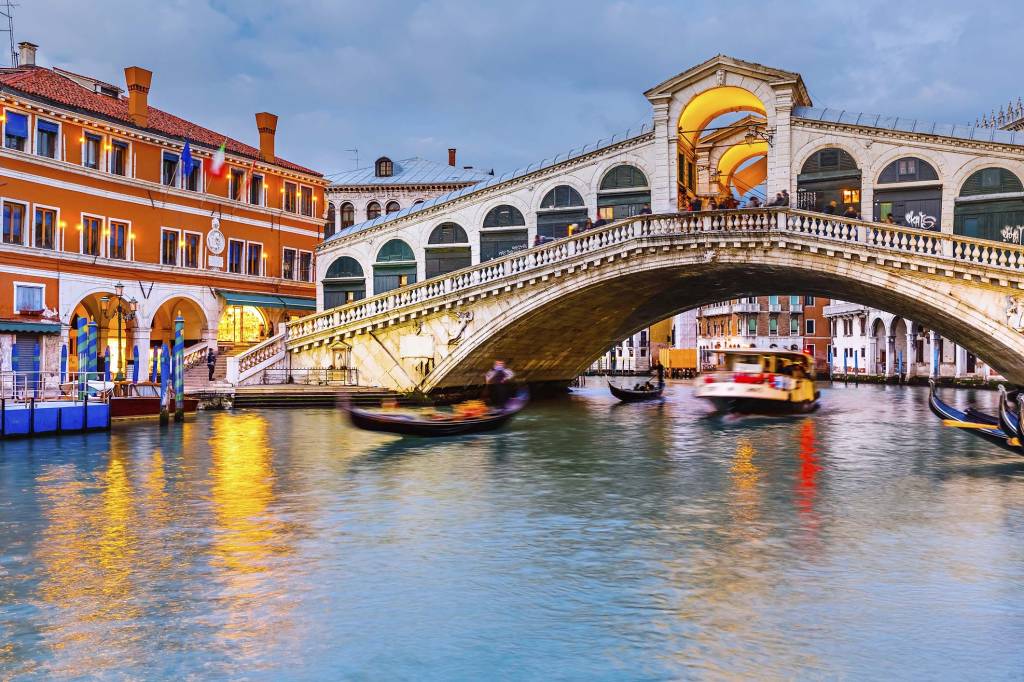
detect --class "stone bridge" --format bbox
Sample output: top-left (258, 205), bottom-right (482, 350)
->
top-left (239, 208), bottom-right (1024, 393)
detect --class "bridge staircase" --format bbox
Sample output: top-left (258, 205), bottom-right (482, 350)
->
top-left (232, 384), bottom-right (409, 409)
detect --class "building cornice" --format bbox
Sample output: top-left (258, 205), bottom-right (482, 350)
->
top-left (792, 117), bottom-right (1024, 157)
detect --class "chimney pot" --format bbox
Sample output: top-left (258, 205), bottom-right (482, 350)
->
top-left (255, 112), bottom-right (278, 162)
top-left (18, 42), bottom-right (38, 67)
top-left (124, 66), bottom-right (153, 128)
top-left (448, 148), bottom-right (456, 167)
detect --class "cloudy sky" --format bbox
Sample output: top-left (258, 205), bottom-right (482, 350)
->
top-left (13, 0), bottom-right (1021, 178)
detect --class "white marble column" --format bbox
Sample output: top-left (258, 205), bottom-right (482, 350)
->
top-left (929, 330), bottom-right (941, 378)
top-left (133, 326), bottom-right (152, 382)
top-left (905, 327), bottom-right (917, 378)
top-left (867, 338), bottom-right (878, 374)
top-left (955, 344), bottom-right (968, 378)
top-left (885, 335), bottom-right (896, 377)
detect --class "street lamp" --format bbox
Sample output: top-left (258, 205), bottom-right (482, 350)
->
top-left (100, 281), bottom-right (138, 381)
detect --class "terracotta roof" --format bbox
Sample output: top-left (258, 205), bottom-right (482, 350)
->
top-left (0, 66), bottom-right (321, 177)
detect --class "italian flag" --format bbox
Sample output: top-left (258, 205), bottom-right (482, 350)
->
top-left (208, 142), bottom-right (227, 179)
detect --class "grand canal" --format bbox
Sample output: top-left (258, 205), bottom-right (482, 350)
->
top-left (1, 382), bottom-right (1023, 679)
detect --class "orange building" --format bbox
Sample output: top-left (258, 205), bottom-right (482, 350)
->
top-left (0, 42), bottom-right (327, 379)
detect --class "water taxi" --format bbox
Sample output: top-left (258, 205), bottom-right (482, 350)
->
top-left (694, 349), bottom-right (819, 414)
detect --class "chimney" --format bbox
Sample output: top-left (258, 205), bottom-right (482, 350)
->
top-left (124, 66), bottom-right (153, 128)
top-left (448, 148), bottom-right (456, 167)
top-left (18, 42), bottom-right (37, 67)
top-left (256, 112), bottom-right (278, 162)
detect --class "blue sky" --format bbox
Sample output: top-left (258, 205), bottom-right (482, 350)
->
top-left (13, 0), bottom-right (1021, 178)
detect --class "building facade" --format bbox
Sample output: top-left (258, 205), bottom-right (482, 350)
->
top-left (0, 41), bottom-right (327, 379)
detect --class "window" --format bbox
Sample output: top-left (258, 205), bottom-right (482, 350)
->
top-left (768, 295), bottom-right (779, 305)
top-left (806, 319), bottom-right (816, 335)
top-left (385, 200), bottom-right (401, 214)
top-left (483, 205), bottom-right (526, 228)
top-left (36, 119), bottom-right (58, 158)
top-left (83, 133), bottom-right (102, 170)
top-left (185, 159), bottom-right (203, 192)
top-left (183, 232), bottom-right (201, 268)
top-left (340, 202), bottom-right (355, 228)
top-left (250, 174), bottom-right (264, 205)
top-left (283, 247), bottom-right (296, 279)
top-left (246, 242), bottom-right (263, 276)
top-left (229, 168), bottom-right (246, 201)
top-left (300, 186), bottom-right (313, 216)
top-left (375, 157), bottom-right (393, 177)
top-left (3, 201), bottom-right (27, 245)
top-left (108, 220), bottom-right (128, 259)
top-left (162, 152), bottom-right (180, 186)
top-left (599, 164), bottom-right (649, 190)
top-left (790, 295), bottom-right (800, 307)
top-left (806, 344), bottom-right (816, 358)
top-left (33, 207), bottom-right (56, 250)
top-left (366, 201), bottom-right (381, 220)
top-left (227, 239), bottom-right (244, 274)
top-left (769, 318), bottom-right (778, 336)
top-left (284, 182), bottom-right (297, 212)
top-left (981, 168), bottom-right (1001, 190)
top-left (82, 216), bottom-right (101, 255)
top-left (804, 295), bottom-right (814, 305)
top-left (299, 252), bottom-right (312, 282)
top-left (747, 317), bottom-right (756, 334)
top-left (540, 185), bottom-right (585, 209)
top-left (842, 189), bottom-right (861, 204)
top-left (161, 228), bottom-right (179, 266)
top-left (4, 111), bottom-right (28, 151)
top-left (110, 140), bottom-right (128, 176)
top-left (325, 203), bottom-right (336, 238)
top-left (428, 222), bottom-right (468, 244)
top-left (898, 158), bottom-right (917, 177)
top-left (790, 317), bottom-right (799, 335)
top-left (14, 284), bottom-right (43, 312)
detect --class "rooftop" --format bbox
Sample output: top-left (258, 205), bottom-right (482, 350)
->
top-left (793, 106), bottom-right (1024, 147)
top-left (329, 157), bottom-right (493, 188)
top-left (0, 66), bottom-right (321, 176)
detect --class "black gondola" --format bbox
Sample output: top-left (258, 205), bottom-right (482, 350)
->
top-left (928, 380), bottom-right (1016, 452)
top-left (608, 380), bottom-right (664, 402)
top-left (346, 390), bottom-right (529, 437)
top-left (998, 385), bottom-right (1022, 450)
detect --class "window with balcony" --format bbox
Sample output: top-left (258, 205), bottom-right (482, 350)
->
top-left (108, 220), bottom-right (128, 259)
top-left (34, 207), bottom-right (56, 250)
top-left (806, 319), bottom-right (816, 335)
top-left (282, 247), bottom-right (296, 280)
top-left (4, 111), bottom-right (27, 151)
top-left (162, 152), bottom-right (180, 186)
top-left (768, 295), bottom-right (779, 306)
top-left (284, 182), bottom-right (297, 212)
top-left (14, 284), bottom-right (43, 312)
top-left (250, 174), bottom-right (264, 205)
top-left (82, 216), bottom-right (101, 255)
top-left (790, 295), bottom-right (800, 307)
top-left (185, 159), bottom-right (203, 192)
top-left (161, 228), bottom-right (180, 266)
top-left (227, 239), bottom-right (244, 274)
top-left (229, 168), bottom-right (245, 201)
top-left (83, 133), bottom-right (102, 170)
top-left (36, 119), bottom-right (58, 158)
top-left (183, 232), bottom-right (201, 268)
top-left (246, 243), bottom-right (263, 276)
top-left (110, 140), bottom-right (128, 176)
top-left (3, 201), bottom-right (27, 245)
top-left (300, 186), bottom-right (313, 216)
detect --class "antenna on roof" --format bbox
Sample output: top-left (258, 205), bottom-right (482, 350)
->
top-left (344, 148), bottom-right (359, 170)
top-left (0, 0), bottom-right (17, 67)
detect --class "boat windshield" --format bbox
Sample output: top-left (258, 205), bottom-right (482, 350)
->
top-left (729, 354), bottom-right (764, 372)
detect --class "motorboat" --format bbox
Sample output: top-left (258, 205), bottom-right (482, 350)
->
top-left (346, 390), bottom-right (529, 437)
top-left (693, 349), bottom-right (819, 414)
top-left (70, 381), bottom-right (199, 420)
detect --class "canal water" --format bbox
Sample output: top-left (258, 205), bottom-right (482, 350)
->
top-left (1, 383), bottom-right (1023, 680)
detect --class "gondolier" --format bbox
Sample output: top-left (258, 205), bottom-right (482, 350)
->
top-left (485, 360), bottom-right (515, 407)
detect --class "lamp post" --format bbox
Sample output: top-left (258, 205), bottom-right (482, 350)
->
top-left (100, 282), bottom-right (138, 381)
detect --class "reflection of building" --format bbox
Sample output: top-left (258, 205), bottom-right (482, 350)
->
top-left (0, 42), bottom-right (327, 377)
top-left (697, 296), bottom-right (829, 371)
top-left (823, 302), bottom-right (998, 379)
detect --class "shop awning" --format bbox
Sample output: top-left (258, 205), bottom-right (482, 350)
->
top-left (0, 320), bottom-right (62, 334)
top-left (217, 290), bottom-right (316, 311)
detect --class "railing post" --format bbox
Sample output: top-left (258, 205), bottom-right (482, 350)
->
top-left (701, 214), bottom-right (712, 231)
top-left (226, 356), bottom-right (239, 385)
top-left (943, 237), bottom-right (954, 259)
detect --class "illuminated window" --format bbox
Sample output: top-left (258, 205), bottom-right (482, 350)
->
top-left (160, 228), bottom-right (179, 265)
top-left (82, 216), bottom-right (102, 256)
top-left (246, 242), bottom-right (263, 276)
top-left (284, 182), bottom-right (297, 212)
top-left (183, 232), bottom-right (201, 268)
top-left (33, 207), bottom-right (56, 250)
top-left (283, 247), bottom-right (296, 280)
top-left (84, 133), bottom-right (102, 170)
top-left (108, 220), bottom-right (128, 259)
top-left (842, 189), bottom-right (861, 204)
top-left (300, 185), bottom-right (313, 216)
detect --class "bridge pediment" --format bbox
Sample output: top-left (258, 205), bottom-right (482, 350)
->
top-left (644, 54), bottom-right (811, 107)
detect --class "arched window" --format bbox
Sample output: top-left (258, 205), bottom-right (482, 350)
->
top-left (878, 157), bottom-right (939, 183)
top-left (376, 239), bottom-right (415, 263)
top-left (366, 201), bottom-right (381, 220)
top-left (796, 147), bottom-right (862, 213)
top-left (800, 148), bottom-right (859, 174)
top-left (375, 157), bottom-right (393, 178)
top-left (959, 167), bottom-right (1024, 197)
top-left (323, 256), bottom-right (365, 307)
top-left (325, 202), bottom-right (336, 238)
top-left (428, 222), bottom-right (469, 244)
top-left (540, 185), bottom-right (585, 209)
top-left (599, 164), bottom-right (649, 190)
top-left (483, 205), bottom-right (526, 228)
top-left (413, 199), bottom-right (425, 206)
top-left (954, 167), bottom-right (1024, 243)
top-left (385, 200), bottom-right (401, 214)
top-left (340, 202), bottom-right (355, 228)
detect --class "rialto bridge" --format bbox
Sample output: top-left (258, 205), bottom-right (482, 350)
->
top-left (229, 55), bottom-right (1024, 392)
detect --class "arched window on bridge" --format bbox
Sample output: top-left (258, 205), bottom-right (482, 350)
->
top-left (954, 167), bottom-right (1024, 244)
top-left (340, 202), bottom-right (355, 228)
top-left (367, 201), bottom-right (382, 221)
top-left (481, 205), bottom-right (528, 262)
top-left (874, 157), bottom-right (942, 229)
top-left (796, 148), bottom-right (861, 214)
top-left (373, 239), bottom-right (416, 293)
top-left (385, 200), bottom-right (401, 214)
top-left (425, 222), bottom-right (471, 279)
top-left (323, 256), bottom-right (366, 308)
top-left (325, 202), bottom-right (336, 238)
top-left (597, 165), bottom-right (650, 222)
top-left (537, 185), bottom-right (587, 239)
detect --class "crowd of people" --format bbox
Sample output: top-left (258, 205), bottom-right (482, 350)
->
top-left (532, 204), bottom-right (653, 246)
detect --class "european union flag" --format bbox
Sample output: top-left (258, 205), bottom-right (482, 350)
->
top-left (181, 140), bottom-right (194, 178)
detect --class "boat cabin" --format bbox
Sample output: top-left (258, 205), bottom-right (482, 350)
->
top-left (721, 350), bottom-right (815, 379)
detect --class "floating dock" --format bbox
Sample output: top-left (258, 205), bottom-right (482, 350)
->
top-left (0, 398), bottom-right (110, 439)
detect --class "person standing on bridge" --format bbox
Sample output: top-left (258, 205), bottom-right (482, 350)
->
top-left (843, 205), bottom-right (860, 220)
top-left (206, 347), bottom-right (217, 382)
top-left (824, 200), bottom-right (838, 215)
top-left (780, 190), bottom-right (790, 206)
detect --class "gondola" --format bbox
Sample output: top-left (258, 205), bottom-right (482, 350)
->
top-left (608, 380), bottom-right (664, 402)
top-left (928, 380), bottom-right (1016, 452)
top-left (346, 390), bottom-right (529, 437)
top-left (998, 385), bottom-right (1022, 450)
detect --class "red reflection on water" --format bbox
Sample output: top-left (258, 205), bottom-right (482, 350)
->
top-left (795, 419), bottom-right (821, 539)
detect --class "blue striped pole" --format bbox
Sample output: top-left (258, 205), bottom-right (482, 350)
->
top-left (103, 346), bottom-right (111, 382)
top-left (132, 345), bottom-right (140, 383)
top-left (87, 321), bottom-right (98, 377)
top-left (77, 318), bottom-right (87, 396)
top-left (32, 342), bottom-right (40, 398)
top-left (173, 316), bottom-right (185, 422)
top-left (151, 346), bottom-right (159, 383)
top-left (159, 343), bottom-right (170, 425)
top-left (60, 344), bottom-right (68, 385)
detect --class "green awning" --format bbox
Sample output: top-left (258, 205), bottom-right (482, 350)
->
top-left (217, 290), bottom-right (316, 311)
top-left (0, 320), bottom-right (62, 334)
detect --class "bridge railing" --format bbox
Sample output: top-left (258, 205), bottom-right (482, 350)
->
top-left (282, 207), bottom-right (1024, 349)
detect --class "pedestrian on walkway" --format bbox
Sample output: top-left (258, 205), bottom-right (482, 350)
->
top-left (207, 347), bottom-right (217, 381)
